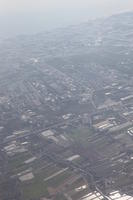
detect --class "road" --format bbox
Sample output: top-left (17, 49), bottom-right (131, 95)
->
top-left (41, 150), bottom-right (112, 200)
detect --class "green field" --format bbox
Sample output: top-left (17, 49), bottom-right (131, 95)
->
top-left (8, 152), bottom-right (31, 172)
top-left (22, 178), bottom-right (49, 200)
top-left (69, 126), bottom-right (93, 146)
top-left (54, 193), bottom-right (67, 200)
top-left (21, 167), bottom-right (73, 200)
top-left (46, 170), bottom-right (73, 187)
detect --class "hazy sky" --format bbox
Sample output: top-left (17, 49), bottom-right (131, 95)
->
top-left (0, 0), bottom-right (133, 37)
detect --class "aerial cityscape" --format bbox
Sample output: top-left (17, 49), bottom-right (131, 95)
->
top-left (1, 10), bottom-right (133, 200)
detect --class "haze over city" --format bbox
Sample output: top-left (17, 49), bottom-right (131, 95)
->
top-left (1, 0), bottom-right (133, 200)
top-left (0, 0), bottom-right (133, 37)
